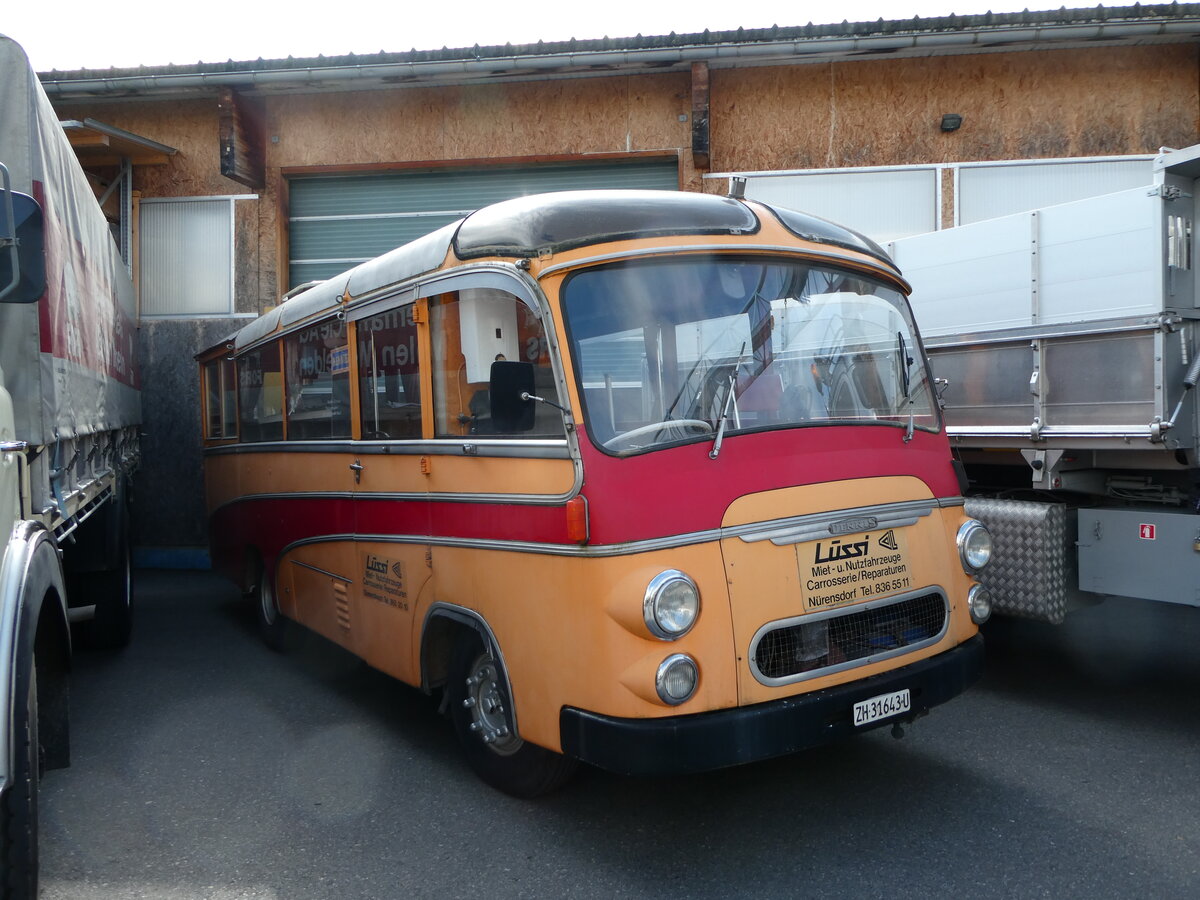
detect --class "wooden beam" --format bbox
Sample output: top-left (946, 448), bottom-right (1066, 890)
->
top-left (66, 132), bottom-right (111, 150)
top-left (218, 87), bottom-right (266, 189)
top-left (691, 61), bottom-right (711, 171)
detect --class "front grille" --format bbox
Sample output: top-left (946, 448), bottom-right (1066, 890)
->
top-left (751, 591), bottom-right (947, 682)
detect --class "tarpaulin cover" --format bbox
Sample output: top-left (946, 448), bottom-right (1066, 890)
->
top-left (0, 35), bottom-right (140, 447)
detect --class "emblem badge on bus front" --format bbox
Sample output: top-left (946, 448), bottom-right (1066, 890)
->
top-left (829, 516), bottom-right (878, 535)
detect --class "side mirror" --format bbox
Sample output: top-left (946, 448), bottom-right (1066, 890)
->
top-left (0, 191), bottom-right (46, 304)
top-left (489, 360), bottom-right (535, 432)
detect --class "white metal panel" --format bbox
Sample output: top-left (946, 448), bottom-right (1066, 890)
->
top-left (743, 168), bottom-right (937, 243)
top-left (891, 215), bottom-right (1035, 336)
top-left (1037, 188), bottom-right (1163, 324)
top-left (958, 159), bottom-right (1152, 225)
top-left (140, 198), bottom-right (233, 316)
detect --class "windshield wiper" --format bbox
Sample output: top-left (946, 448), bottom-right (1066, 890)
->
top-left (898, 331), bottom-right (915, 443)
top-left (709, 343), bottom-right (746, 460)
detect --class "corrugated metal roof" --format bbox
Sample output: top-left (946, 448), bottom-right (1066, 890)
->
top-left (38, 4), bottom-right (1200, 98)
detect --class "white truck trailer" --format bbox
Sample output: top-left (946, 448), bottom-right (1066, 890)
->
top-left (1, 35), bottom-right (140, 897)
top-left (890, 145), bottom-right (1200, 623)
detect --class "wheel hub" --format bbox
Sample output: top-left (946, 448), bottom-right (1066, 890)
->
top-left (462, 654), bottom-right (522, 756)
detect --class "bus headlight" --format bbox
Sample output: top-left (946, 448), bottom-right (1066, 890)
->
top-left (643, 569), bottom-right (700, 640)
top-left (956, 519), bottom-right (993, 573)
top-left (967, 584), bottom-right (992, 625)
top-left (656, 654), bottom-right (699, 705)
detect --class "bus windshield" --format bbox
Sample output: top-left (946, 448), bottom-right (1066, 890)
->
top-left (562, 257), bottom-right (938, 453)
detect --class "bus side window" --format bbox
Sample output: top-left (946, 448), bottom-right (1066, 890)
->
top-left (203, 357), bottom-right (238, 440)
top-left (284, 316), bottom-right (351, 441)
top-left (237, 341), bottom-right (284, 442)
top-left (430, 288), bottom-right (563, 439)
top-left (358, 303), bottom-right (422, 440)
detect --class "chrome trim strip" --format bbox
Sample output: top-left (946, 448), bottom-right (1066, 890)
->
top-left (923, 314), bottom-right (1170, 350)
top-left (281, 532), bottom-right (717, 559)
top-left (736, 498), bottom-right (938, 546)
top-left (747, 588), bottom-right (950, 687)
top-left (537, 243), bottom-right (902, 280)
top-left (288, 558), bottom-right (352, 583)
top-left (204, 439), bottom-right (572, 460)
top-left (272, 495), bottom-right (964, 559)
top-left (208, 486), bottom-right (573, 520)
top-left (948, 425), bottom-right (1154, 439)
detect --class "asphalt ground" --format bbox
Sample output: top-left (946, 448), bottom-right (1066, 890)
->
top-left (38, 569), bottom-right (1200, 899)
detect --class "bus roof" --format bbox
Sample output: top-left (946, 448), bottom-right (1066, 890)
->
top-left (221, 189), bottom-right (895, 354)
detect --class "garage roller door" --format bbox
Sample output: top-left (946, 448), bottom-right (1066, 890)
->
top-left (288, 158), bottom-right (679, 288)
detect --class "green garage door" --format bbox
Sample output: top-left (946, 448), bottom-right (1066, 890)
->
top-left (287, 158), bottom-right (679, 288)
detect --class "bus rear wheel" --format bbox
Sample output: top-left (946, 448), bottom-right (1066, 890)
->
top-left (255, 566), bottom-right (288, 652)
top-left (448, 634), bottom-right (577, 798)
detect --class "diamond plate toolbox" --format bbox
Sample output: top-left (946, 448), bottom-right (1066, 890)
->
top-left (964, 498), bottom-right (1072, 624)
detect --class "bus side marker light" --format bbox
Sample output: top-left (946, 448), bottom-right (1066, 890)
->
top-left (566, 495), bottom-right (589, 544)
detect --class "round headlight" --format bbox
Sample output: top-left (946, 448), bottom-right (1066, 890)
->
top-left (968, 584), bottom-right (992, 625)
top-left (956, 520), bottom-right (993, 573)
top-left (656, 654), bottom-right (699, 705)
top-left (643, 570), bottom-right (700, 640)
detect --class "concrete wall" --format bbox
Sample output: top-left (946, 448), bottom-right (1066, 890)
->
top-left (132, 318), bottom-right (242, 563)
top-left (51, 42), bottom-right (1200, 558)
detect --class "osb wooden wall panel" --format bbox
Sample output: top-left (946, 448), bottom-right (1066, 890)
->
top-left (710, 43), bottom-right (1200, 174)
top-left (264, 73), bottom-right (690, 167)
top-left (711, 45), bottom-right (1200, 172)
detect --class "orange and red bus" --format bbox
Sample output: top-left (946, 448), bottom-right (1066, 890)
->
top-left (198, 189), bottom-right (993, 796)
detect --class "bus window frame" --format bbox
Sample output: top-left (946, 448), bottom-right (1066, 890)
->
top-left (346, 266), bottom-right (577, 454)
top-left (200, 352), bottom-right (240, 444)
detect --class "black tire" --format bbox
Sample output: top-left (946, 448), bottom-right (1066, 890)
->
top-left (448, 633), bottom-right (577, 798)
top-left (255, 565), bottom-right (288, 651)
top-left (2, 656), bottom-right (40, 899)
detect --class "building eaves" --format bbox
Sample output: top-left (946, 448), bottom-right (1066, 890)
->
top-left (38, 3), bottom-right (1200, 100)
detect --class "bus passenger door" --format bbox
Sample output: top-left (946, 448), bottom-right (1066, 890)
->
top-left (349, 299), bottom-right (432, 687)
top-left (273, 316), bottom-right (362, 648)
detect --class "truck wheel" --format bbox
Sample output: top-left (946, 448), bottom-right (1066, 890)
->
top-left (448, 634), bottom-right (577, 797)
top-left (255, 566), bottom-right (288, 652)
top-left (1, 656), bottom-right (40, 899)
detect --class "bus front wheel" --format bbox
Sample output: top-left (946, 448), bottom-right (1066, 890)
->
top-left (448, 634), bottom-right (577, 798)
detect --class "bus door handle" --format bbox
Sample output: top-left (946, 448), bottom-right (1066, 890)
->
top-left (349, 459), bottom-right (364, 484)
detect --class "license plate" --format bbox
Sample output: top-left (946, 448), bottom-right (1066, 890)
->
top-left (853, 688), bottom-right (911, 727)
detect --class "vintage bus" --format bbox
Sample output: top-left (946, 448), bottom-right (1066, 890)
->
top-left (198, 189), bottom-right (993, 796)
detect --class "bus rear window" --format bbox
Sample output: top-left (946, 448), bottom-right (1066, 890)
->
top-left (237, 342), bottom-right (284, 443)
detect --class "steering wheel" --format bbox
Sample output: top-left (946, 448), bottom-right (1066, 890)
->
top-left (602, 418), bottom-right (713, 450)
